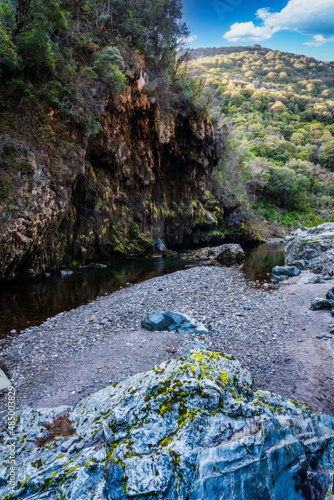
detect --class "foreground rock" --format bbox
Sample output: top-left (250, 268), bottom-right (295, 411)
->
top-left (181, 244), bottom-right (245, 263)
top-left (286, 223), bottom-right (334, 276)
top-left (142, 311), bottom-right (209, 335)
top-left (1, 351), bottom-right (334, 499)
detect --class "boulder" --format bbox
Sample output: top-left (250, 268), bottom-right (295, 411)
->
top-left (1, 351), bottom-right (333, 499)
top-left (272, 265), bottom-right (300, 278)
top-left (310, 298), bottom-right (333, 311)
top-left (87, 263), bottom-right (107, 269)
top-left (142, 311), bottom-right (209, 335)
top-left (0, 368), bottom-right (10, 393)
top-left (326, 287), bottom-right (334, 303)
top-left (216, 244), bottom-right (245, 263)
top-left (272, 274), bottom-right (288, 284)
top-left (298, 276), bottom-right (323, 285)
top-left (182, 244), bottom-right (245, 263)
top-left (285, 223), bottom-right (334, 276)
top-left (289, 259), bottom-right (306, 270)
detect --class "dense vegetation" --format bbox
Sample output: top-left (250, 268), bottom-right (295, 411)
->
top-left (188, 46), bottom-right (334, 234)
top-left (0, 0), bottom-right (194, 134)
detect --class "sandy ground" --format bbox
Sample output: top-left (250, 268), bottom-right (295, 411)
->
top-left (277, 277), bottom-right (334, 413)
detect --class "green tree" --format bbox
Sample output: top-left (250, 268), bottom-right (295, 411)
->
top-left (264, 165), bottom-right (311, 209)
top-left (320, 140), bottom-right (334, 171)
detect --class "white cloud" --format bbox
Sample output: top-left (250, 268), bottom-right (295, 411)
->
top-left (223, 0), bottom-right (334, 45)
top-left (305, 35), bottom-right (334, 47)
top-left (185, 35), bottom-right (198, 44)
top-left (224, 21), bottom-right (279, 42)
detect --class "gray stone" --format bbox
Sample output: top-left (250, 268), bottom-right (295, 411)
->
top-left (310, 298), bottom-right (333, 311)
top-left (326, 287), bottom-right (334, 303)
top-left (60, 437), bottom-right (78, 452)
top-left (181, 244), bottom-right (244, 263)
top-left (0, 369), bottom-right (10, 393)
top-left (298, 276), bottom-right (323, 285)
top-left (142, 311), bottom-right (209, 335)
top-left (141, 311), bottom-right (175, 332)
top-left (286, 223), bottom-right (334, 276)
top-left (87, 263), bottom-right (107, 269)
top-left (216, 244), bottom-right (245, 263)
top-left (272, 274), bottom-right (289, 284)
top-left (272, 266), bottom-right (300, 278)
top-left (289, 259), bottom-right (306, 270)
top-left (1, 351), bottom-right (333, 499)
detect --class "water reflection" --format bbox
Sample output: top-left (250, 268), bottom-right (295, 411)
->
top-left (0, 243), bottom-right (286, 341)
top-left (242, 242), bottom-right (285, 284)
top-left (0, 259), bottom-right (190, 340)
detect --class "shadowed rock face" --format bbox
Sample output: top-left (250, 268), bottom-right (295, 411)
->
top-left (1, 351), bottom-right (334, 499)
top-left (0, 72), bottom-right (259, 281)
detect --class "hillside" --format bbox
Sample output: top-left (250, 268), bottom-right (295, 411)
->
top-left (188, 46), bottom-right (334, 235)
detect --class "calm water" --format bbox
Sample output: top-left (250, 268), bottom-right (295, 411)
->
top-left (0, 243), bottom-right (285, 340)
top-left (243, 241), bottom-right (285, 283)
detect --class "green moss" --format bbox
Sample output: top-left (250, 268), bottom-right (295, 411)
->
top-left (66, 465), bottom-right (79, 475)
top-left (160, 436), bottom-right (173, 447)
top-left (32, 459), bottom-right (43, 469)
top-left (242, 443), bottom-right (252, 457)
top-left (20, 475), bottom-right (30, 488)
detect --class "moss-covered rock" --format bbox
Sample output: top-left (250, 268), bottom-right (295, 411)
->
top-left (1, 351), bottom-right (334, 498)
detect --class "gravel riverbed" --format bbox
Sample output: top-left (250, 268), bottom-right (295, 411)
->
top-left (1, 265), bottom-right (334, 426)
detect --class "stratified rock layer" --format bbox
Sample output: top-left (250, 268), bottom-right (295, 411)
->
top-left (1, 351), bottom-right (334, 499)
top-left (286, 223), bottom-right (334, 276)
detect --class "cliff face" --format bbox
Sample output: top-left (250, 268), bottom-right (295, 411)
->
top-left (0, 76), bottom-right (254, 281)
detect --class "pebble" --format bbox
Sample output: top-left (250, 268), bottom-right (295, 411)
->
top-left (0, 266), bottom-right (311, 424)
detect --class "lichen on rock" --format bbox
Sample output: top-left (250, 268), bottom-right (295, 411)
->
top-left (1, 351), bottom-right (334, 499)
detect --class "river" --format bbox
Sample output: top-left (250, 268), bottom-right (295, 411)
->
top-left (0, 242), bottom-right (285, 340)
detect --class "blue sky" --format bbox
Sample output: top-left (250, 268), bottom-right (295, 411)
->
top-left (182, 0), bottom-right (334, 61)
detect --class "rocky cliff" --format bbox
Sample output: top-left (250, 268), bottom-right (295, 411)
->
top-left (1, 351), bottom-right (333, 499)
top-left (0, 72), bottom-right (256, 281)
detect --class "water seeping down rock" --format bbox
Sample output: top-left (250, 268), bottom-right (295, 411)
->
top-left (1, 351), bottom-right (333, 499)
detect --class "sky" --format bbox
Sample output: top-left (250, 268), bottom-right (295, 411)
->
top-left (182, 0), bottom-right (334, 61)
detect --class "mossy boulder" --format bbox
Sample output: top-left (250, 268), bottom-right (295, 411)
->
top-left (1, 351), bottom-right (333, 499)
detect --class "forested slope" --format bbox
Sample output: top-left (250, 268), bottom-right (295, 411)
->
top-left (188, 46), bottom-right (334, 235)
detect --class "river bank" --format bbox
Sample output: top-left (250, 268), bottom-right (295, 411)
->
top-left (1, 264), bottom-right (333, 427)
